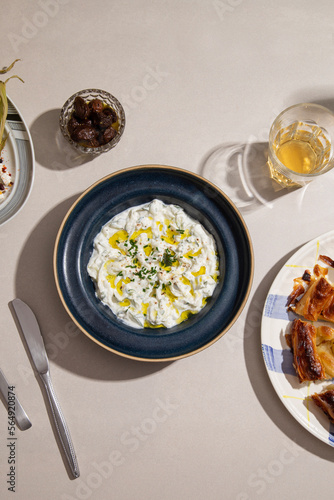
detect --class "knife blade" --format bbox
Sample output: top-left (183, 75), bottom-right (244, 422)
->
top-left (11, 298), bottom-right (80, 479)
top-left (0, 367), bottom-right (32, 431)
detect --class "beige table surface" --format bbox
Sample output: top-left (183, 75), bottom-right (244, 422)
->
top-left (2, 1), bottom-right (334, 499)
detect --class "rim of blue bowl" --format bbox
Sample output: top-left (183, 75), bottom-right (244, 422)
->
top-left (53, 164), bottom-right (254, 362)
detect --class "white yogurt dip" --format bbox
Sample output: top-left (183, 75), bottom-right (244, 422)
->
top-left (87, 199), bottom-right (219, 328)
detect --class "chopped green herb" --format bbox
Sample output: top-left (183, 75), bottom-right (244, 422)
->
top-left (161, 248), bottom-right (177, 268)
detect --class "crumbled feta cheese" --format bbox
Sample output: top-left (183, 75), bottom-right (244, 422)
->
top-left (0, 170), bottom-right (11, 186)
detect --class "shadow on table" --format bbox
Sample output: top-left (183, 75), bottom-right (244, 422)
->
top-left (30, 109), bottom-right (97, 171)
top-left (311, 98), bottom-right (334, 112)
top-left (287, 93), bottom-right (334, 114)
top-left (243, 250), bottom-right (334, 462)
top-left (199, 141), bottom-right (299, 214)
top-left (13, 195), bottom-right (172, 382)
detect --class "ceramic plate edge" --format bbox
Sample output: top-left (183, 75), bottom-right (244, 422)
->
top-left (0, 96), bottom-right (35, 226)
top-left (261, 229), bottom-right (334, 446)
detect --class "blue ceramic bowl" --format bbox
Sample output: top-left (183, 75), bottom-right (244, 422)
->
top-left (54, 165), bottom-right (253, 361)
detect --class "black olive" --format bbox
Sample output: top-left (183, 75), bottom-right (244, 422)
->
top-left (101, 125), bottom-right (116, 144)
top-left (73, 96), bottom-right (89, 121)
top-left (88, 99), bottom-right (104, 114)
top-left (70, 124), bottom-right (98, 143)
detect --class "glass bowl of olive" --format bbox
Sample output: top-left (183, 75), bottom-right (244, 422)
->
top-left (59, 89), bottom-right (125, 154)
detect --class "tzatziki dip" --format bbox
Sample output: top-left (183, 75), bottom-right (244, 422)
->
top-left (87, 199), bottom-right (219, 328)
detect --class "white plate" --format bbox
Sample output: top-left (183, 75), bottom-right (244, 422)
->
top-left (261, 230), bottom-right (334, 447)
top-left (0, 97), bottom-right (35, 226)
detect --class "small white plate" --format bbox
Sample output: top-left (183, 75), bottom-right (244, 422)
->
top-left (0, 97), bottom-right (35, 226)
top-left (261, 230), bottom-right (334, 447)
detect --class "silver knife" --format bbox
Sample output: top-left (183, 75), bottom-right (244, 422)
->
top-left (0, 367), bottom-right (32, 431)
top-left (11, 298), bottom-right (80, 479)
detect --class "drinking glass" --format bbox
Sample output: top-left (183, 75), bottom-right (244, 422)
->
top-left (268, 103), bottom-right (334, 188)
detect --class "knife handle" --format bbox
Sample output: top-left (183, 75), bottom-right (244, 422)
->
top-left (40, 372), bottom-right (80, 478)
top-left (0, 368), bottom-right (32, 431)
